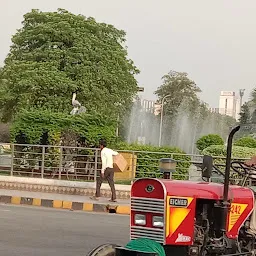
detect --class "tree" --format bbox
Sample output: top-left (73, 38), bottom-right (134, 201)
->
top-left (251, 88), bottom-right (256, 105)
top-left (251, 109), bottom-right (256, 124)
top-left (239, 103), bottom-right (251, 124)
top-left (0, 9), bottom-right (139, 122)
top-left (154, 70), bottom-right (236, 152)
top-left (155, 70), bottom-right (201, 118)
top-left (0, 123), bottom-right (10, 143)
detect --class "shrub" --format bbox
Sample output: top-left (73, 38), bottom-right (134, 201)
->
top-left (196, 134), bottom-right (224, 152)
top-left (202, 145), bottom-right (256, 184)
top-left (114, 142), bottom-right (191, 180)
top-left (202, 145), bottom-right (256, 159)
top-left (234, 137), bottom-right (256, 148)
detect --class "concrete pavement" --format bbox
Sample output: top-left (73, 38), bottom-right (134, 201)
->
top-left (0, 176), bottom-right (131, 199)
top-left (0, 204), bottom-right (129, 256)
top-left (0, 189), bottom-right (130, 214)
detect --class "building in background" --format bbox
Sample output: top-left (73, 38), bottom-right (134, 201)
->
top-left (207, 91), bottom-right (245, 121)
top-left (140, 99), bottom-right (162, 117)
top-left (235, 96), bottom-right (242, 121)
top-left (209, 107), bottom-right (219, 113)
top-left (218, 91), bottom-right (242, 120)
top-left (141, 99), bottom-right (155, 113)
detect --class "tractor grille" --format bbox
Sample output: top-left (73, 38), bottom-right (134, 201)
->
top-left (130, 197), bottom-right (165, 243)
top-left (131, 197), bottom-right (165, 214)
top-left (131, 226), bottom-right (164, 243)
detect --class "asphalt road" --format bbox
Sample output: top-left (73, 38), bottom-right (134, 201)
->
top-left (0, 204), bottom-right (129, 256)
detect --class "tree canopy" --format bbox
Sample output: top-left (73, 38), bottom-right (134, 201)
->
top-left (154, 70), bottom-right (236, 151)
top-left (155, 70), bottom-right (201, 117)
top-left (0, 9), bottom-right (139, 122)
top-left (239, 102), bottom-right (251, 124)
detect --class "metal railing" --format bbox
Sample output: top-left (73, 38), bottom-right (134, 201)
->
top-left (0, 143), bottom-right (252, 184)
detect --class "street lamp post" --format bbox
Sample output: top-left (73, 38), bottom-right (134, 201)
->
top-left (239, 89), bottom-right (245, 110)
top-left (159, 94), bottom-right (171, 147)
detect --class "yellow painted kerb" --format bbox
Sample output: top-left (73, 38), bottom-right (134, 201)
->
top-left (32, 198), bottom-right (42, 206)
top-left (63, 201), bottom-right (72, 209)
top-left (83, 203), bottom-right (93, 211)
top-left (116, 206), bottom-right (130, 215)
top-left (11, 196), bottom-right (21, 205)
top-left (53, 200), bottom-right (63, 208)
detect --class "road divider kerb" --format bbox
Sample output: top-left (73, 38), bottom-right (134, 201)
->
top-left (116, 205), bottom-right (130, 215)
top-left (0, 195), bottom-right (130, 215)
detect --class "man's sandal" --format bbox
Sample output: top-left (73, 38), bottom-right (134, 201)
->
top-left (109, 199), bottom-right (117, 202)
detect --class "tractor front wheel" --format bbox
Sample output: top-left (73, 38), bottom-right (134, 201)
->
top-left (87, 244), bottom-right (120, 256)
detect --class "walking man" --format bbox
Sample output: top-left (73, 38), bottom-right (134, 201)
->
top-left (91, 139), bottom-right (118, 202)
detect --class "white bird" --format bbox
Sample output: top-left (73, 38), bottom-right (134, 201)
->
top-left (72, 92), bottom-right (81, 107)
top-left (77, 106), bottom-right (86, 114)
top-left (70, 107), bottom-right (79, 115)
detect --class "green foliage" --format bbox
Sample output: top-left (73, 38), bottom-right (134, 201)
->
top-left (239, 103), bottom-right (251, 124)
top-left (196, 134), bottom-right (224, 152)
top-left (202, 145), bottom-right (256, 159)
top-left (10, 109), bottom-right (116, 147)
top-left (202, 144), bottom-right (256, 184)
top-left (114, 142), bottom-right (191, 180)
top-left (251, 109), bottom-right (256, 124)
top-left (0, 123), bottom-right (10, 143)
top-left (234, 136), bottom-right (256, 148)
top-left (251, 88), bottom-right (256, 106)
top-left (0, 9), bottom-right (139, 122)
top-left (154, 70), bottom-right (236, 149)
top-left (155, 70), bottom-right (201, 117)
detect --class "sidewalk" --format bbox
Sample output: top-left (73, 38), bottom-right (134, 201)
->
top-left (0, 176), bottom-right (131, 199)
top-left (0, 189), bottom-right (130, 215)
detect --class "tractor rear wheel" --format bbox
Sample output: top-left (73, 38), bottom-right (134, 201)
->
top-left (87, 244), bottom-right (119, 256)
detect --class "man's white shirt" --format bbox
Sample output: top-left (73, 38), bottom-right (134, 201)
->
top-left (101, 147), bottom-right (119, 174)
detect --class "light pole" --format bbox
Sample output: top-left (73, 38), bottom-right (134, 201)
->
top-left (159, 94), bottom-right (171, 147)
top-left (239, 89), bottom-right (245, 109)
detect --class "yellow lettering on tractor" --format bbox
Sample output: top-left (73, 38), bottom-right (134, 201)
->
top-left (228, 203), bottom-right (248, 232)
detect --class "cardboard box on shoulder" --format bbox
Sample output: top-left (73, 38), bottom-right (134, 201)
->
top-left (113, 153), bottom-right (128, 172)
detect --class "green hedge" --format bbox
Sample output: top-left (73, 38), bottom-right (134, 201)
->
top-left (202, 145), bottom-right (256, 159)
top-left (202, 145), bottom-right (256, 184)
top-left (234, 137), bottom-right (256, 148)
top-left (10, 109), bottom-right (117, 147)
top-left (114, 143), bottom-right (191, 180)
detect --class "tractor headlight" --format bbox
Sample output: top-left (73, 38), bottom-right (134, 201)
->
top-left (135, 214), bottom-right (146, 225)
top-left (153, 216), bottom-right (164, 227)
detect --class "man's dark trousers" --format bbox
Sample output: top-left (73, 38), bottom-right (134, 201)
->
top-left (96, 167), bottom-right (116, 201)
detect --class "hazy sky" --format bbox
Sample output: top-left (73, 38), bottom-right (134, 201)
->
top-left (1, 0), bottom-right (256, 107)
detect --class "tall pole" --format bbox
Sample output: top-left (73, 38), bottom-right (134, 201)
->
top-left (239, 89), bottom-right (245, 110)
top-left (221, 125), bottom-right (240, 232)
top-left (159, 94), bottom-right (171, 147)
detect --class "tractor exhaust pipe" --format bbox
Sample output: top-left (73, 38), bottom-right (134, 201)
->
top-left (221, 125), bottom-right (240, 232)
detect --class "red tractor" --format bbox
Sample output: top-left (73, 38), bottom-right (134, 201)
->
top-left (88, 126), bottom-right (256, 256)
